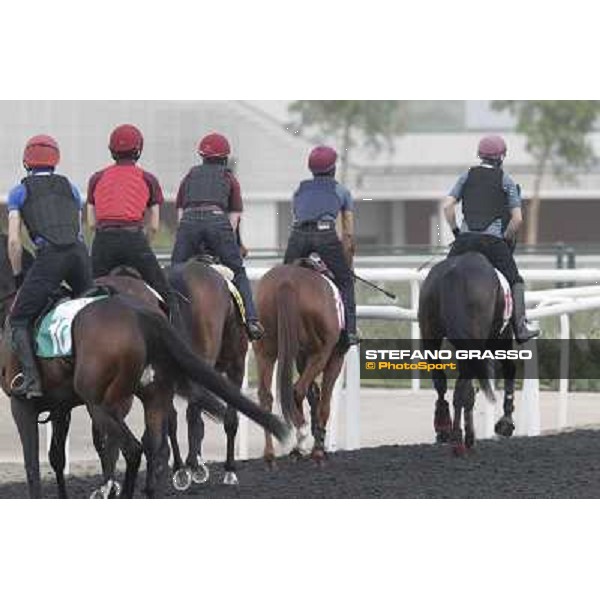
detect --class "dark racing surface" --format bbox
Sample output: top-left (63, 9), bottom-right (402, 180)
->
top-left (1, 428), bottom-right (599, 498)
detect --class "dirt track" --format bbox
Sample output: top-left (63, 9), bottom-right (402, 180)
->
top-left (1, 428), bottom-right (600, 498)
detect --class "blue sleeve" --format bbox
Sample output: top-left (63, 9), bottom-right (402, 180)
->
top-left (335, 183), bottom-right (354, 211)
top-left (448, 172), bottom-right (469, 199)
top-left (7, 184), bottom-right (26, 211)
top-left (70, 183), bottom-right (84, 209)
top-left (502, 173), bottom-right (521, 209)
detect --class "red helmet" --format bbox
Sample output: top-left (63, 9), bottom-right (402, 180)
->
top-left (23, 135), bottom-right (60, 169)
top-left (308, 145), bottom-right (337, 174)
top-left (109, 124), bottom-right (144, 156)
top-left (198, 133), bottom-right (231, 158)
top-left (478, 135), bottom-right (507, 160)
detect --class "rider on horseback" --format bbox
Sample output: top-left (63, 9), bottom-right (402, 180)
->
top-left (170, 132), bottom-right (264, 341)
top-left (7, 135), bottom-right (93, 399)
top-left (284, 145), bottom-right (358, 348)
top-left (443, 135), bottom-right (539, 343)
top-left (87, 124), bottom-right (182, 327)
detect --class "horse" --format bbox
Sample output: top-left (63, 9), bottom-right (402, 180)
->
top-left (254, 263), bottom-right (347, 464)
top-left (166, 257), bottom-right (248, 488)
top-left (418, 251), bottom-right (517, 455)
top-left (0, 240), bottom-right (289, 498)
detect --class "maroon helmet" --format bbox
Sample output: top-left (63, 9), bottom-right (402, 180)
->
top-left (198, 133), bottom-right (231, 158)
top-left (308, 145), bottom-right (337, 174)
top-left (23, 135), bottom-right (60, 169)
top-left (477, 135), bottom-right (507, 160)
top-left (109, 124), bottom-right (144, 156)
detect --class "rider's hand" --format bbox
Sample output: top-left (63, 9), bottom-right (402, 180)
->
top-left (13, 272), bottom-right (24, 289)
top-left (452, 227), bottom-right (461, 239)
top-left (239, 243), bottom-right (248, 259)
top-left (342, 235), bottom-right (355, 267)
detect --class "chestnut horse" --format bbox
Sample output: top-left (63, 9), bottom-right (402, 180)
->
top-left (0, 240), bottom-right (288, 498)
top-left (167, 258), bottom-right (248, 487)
top-left (254, 264), bottom-right (347, 464)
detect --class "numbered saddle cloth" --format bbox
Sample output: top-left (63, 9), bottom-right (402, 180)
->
top-left (495, 269), bottom-right (513, 333)
top-left (36, 296), bottom-right (108, 358)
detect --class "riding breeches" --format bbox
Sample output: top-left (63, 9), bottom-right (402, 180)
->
top-left (284, 227), bottom-right (356, 334)
top-left (10, 241), bottom-right (93, 327)
top-left (448, 233), bottom-right (522, 286)
top-left (91, 228), bottom-right (171, 302)
top-left (171, 210), bottom-right (258, 321)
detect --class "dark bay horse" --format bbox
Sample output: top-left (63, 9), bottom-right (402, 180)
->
top-left (167, 258), bottom-right (248, 487)
top-left (254, 264), bottom-right (347, 464)
top-left (0, 245), bottom-right (289, 498)
top-left (418, 252), bottom-right (516, 454)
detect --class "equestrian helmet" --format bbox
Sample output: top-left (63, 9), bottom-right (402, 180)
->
top-left (23, 135), bottom-right (60, 169)
top-left (308, 145), bottom-right (337, 174)
top-left (198, 133), bottom-right (231, 158)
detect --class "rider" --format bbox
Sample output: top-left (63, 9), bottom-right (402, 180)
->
top-left (87, 124), bottom-right (181, 327)
top-left (170, 132), bottom-right (264, 341)
top-left (284, 145), bottom-right (358, 347)
top-left (443, 134), bottom-right (539, 343)
top-left (7, 135), bottom-right (93, 399)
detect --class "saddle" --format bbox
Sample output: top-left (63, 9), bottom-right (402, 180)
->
top-left (296, 253), bottom-right (335, 281)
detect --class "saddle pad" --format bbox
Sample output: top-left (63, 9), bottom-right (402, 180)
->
top-left (210, 263), bottom-right (234, 281)
top-left (36, 296), bottom-right (108, 358)
top-left (321, 274), bottom-right (345, 330)
top-left (495, 269), bottom-right (513, 331)
top-left (225, 279), bottom-right (246, 324)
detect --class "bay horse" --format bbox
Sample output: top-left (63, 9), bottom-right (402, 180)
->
top-left (0, 241), bottom-right (289, 498)
top-left (254, 264), bottom-right (347, 464)
top-left (418, 251), bottom-right (517, 455)
top-left (166, 257), bottom-right (248, 487)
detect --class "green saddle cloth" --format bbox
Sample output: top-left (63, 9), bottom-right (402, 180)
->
top-left (36, 296), bottom-right (108, 358)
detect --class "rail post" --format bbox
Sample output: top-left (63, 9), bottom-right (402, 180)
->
top-left (558, 313), bottom-right (570, 429)
top-left (410, 279), bottom-right (421, 391)
top-left (344, 345), bottom-right (361, 450)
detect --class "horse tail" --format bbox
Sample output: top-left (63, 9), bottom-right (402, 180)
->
top-left (135, 307), bottom-right (290, 443)
top-left (440, 268), bottom-right (496, 403)
top-left (276, 279), bottom-right (299, 425)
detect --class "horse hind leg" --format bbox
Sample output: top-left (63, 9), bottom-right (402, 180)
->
top-left (451, 374), bottom-right (468, 457)
top-left (185, 395), bottom-right (209, 484)
top-left (256, 352), bottom-right (276, 467)
top-left (462, 380), bottom-right (476, 450)
top-left (310, 351), bottom-right (345, 464)
top-left (10, 396), bottom-right (42, 498)
top-left (223, 405), bottom-right (239, 485)
top-left (87, 403), bottom-right (143, 499)
top-left (142, 403), bottom-right (171, 499)
top-left (91, 423), bottom-right (121, 499)
top-left (495, 358), bottom-right (516, 438)
top-left (48, 409), bottom-right (72, 499)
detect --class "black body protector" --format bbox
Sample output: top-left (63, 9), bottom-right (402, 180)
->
top-left (461, 166), bottom-right (506, 232)
top-left (180, 163), bottom-right (231, 210)
top-left (20, 175), bottom-right (80, 246)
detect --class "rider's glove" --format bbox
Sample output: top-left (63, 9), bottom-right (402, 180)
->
top-left (452, 227), bottom-right (461, 239)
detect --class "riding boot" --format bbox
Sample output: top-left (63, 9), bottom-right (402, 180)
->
top-left (233, 269), bottom-right (264, 341)
top-left (11, 325), bottom-right (43, 400)
top-left (511, 282), bottom-right (539, 344)
top-left (338, 282), bottom-right (359, 348)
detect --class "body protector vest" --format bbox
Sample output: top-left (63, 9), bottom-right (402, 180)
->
top-left (21, 175), bottom-right (80, 246)
top-left (293, 177), bottom-right (342, 224)
top-left (181, 164), bottom-right (231, 210)
top-left (93, 164), bottom-right (149, 223)
top-left (461, 166), bottom-right (507, 231)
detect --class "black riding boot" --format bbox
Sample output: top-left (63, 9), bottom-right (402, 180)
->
top-left (511, 282), bottom-right (539, 344)
top-left (11, 325), bottom-right (43, 400)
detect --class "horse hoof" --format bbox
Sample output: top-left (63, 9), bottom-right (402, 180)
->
top-left (452, 443), bottom-right (467, 458)
top-left (223, 471), bottom-right (239, 485)
top-left (191, 458), bottom-right (210, 484)
top-left (172, 468), bottom-right (192, 491)
top-left (90, 480), bottom-right (121, 499)
top-left (494, 419), bottom-right (515, 438)
top-left (435, 430), bottom-right (451, 444)
top-left (289, 448), bottom-right (303, 461)
top-left (311, 449), bottom-right (326, 465)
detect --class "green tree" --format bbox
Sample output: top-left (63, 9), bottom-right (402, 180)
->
top-left (491, 100), bottom-right (600, 244)
top-left (287, 101), bottom-right (405, 183)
